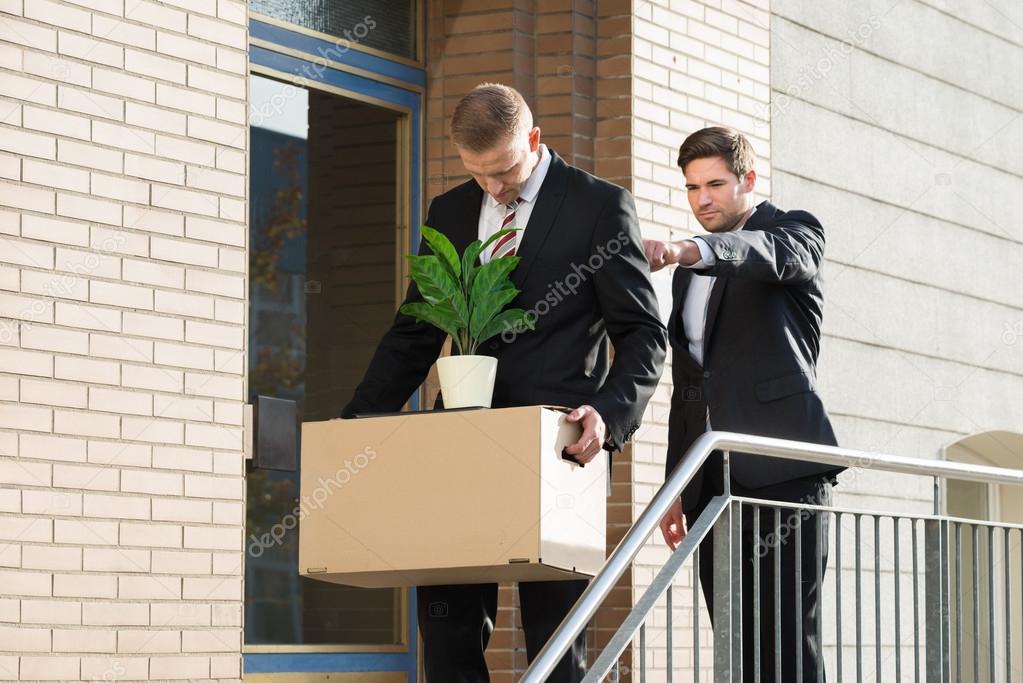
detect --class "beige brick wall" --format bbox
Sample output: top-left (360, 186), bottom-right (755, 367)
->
top-left (629, 0), bottom-right (771, 679)
top-left (0, 0), bottom-right (247, 679)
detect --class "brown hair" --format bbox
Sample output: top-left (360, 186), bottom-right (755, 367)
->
top-left (677, 126), bottom-right (755, 179)
top-left (451, 83), bottom-right (532, 151)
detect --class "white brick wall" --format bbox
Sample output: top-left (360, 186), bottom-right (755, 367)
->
top-left (630, 1), bottom-right (771, 678)
top-left (0, 0), bottom-right (247, 678)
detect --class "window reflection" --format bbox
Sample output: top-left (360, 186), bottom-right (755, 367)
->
top-left (245, 74), bottom-right (402, 646)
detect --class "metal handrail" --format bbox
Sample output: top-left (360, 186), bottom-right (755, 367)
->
top-left (519, 430), bottom-right (1023, 682)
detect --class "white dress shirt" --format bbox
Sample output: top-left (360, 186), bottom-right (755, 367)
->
top-left (680, 206), bottom-right (756, 366)
top-left (477, 144), bottom-right (552, 263)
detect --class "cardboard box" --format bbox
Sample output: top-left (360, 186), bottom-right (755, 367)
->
top-left (298, 406), bottom-right (607, 588)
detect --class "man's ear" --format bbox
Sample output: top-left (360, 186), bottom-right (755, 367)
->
top-left (742, 169), bottom-right (757, 193)
top-left (528, 126), bottom-right (541, 151)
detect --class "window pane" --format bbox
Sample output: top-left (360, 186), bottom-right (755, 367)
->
top-left (251, 0), bottom-right (416, 60)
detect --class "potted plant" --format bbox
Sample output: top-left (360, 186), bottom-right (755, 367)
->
top-left (400, 225), bottom-right (535, 408)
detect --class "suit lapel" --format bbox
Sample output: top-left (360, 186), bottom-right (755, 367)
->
top-left (450, 182), bottom-right (484, 256)
top-left (668, 266), bottom-right (691, 343)
top-left (668, 267), bottom-right (704, 376)
top-left (700, 201), bottom-right (775, 363)
top-left (702, 275), bottom-right (728, 363)
top-left (509, 150), bottom-right (569, 290)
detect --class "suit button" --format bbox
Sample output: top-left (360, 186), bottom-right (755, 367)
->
top-left (489, 341), bottom-right (499, 350)
top-left (703, 371), bottom-right (711, 379)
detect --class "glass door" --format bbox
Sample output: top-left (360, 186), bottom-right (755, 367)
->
top-left (245, 6), bottom-right (424, 679)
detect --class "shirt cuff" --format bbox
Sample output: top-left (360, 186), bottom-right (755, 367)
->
top-left (682, 237), bottom-right (717, 268)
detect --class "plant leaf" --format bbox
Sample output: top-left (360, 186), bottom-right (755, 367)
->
top-left (476, 308), bottom-right (536, 345)
top-left (461, 239), bottom-right (483, 292)
top-left (471, 255), bottom-right (520, 299)
top-left (470, 286), bottom-right (519, 338)
top-left (408, 254), bottom-right (459, 305)
top-left (469, 257), bottom-right (521, 339)
top-left (449, 287), bottom-right (470, 328)
top-left (420, 225), bottom-right (461, 281)
top-left (399, 301), bottom-right (461, 340)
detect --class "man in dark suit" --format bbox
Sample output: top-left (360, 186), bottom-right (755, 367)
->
top-left (644, 126), bottom-right (844, 679)
top-left (341, 83), bottom-right (667, 682)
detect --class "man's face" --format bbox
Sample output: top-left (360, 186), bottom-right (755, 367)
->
top-left (683, 156), bottom-right (757, 233)
top-left (457, 127), bottom-right (541, 205)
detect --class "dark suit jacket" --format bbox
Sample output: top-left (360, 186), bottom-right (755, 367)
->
top-left (342, 150), bottom-right (667, 452)
top-left (665, 201), bottom-right (843, 511)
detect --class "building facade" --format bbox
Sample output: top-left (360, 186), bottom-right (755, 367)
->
top-left (0, 0), bottom-right (1020, 680)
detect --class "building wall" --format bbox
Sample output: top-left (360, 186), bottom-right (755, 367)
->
top-left (629, 0), bottom-right (772, 679)
top-left (772, 0), bottom-right (1023, 490)
top-left (0, 0), bottom-right (248, 679)
top-left (770, 0), bottom-right (1023, 673)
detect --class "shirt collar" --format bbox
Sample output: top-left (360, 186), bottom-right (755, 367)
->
top-left (487, 144), bottom-right (551, 208)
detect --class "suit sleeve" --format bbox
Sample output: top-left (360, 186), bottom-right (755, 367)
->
top-left (340, 200), bottom-right (448, 417)
top-left (695, 210), bottom-right (824, 283)
top-left (587, 189), bottom-right (668, 451)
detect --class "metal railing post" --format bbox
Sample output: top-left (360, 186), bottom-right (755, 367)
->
top-left (713, 495), bottom-right (734, 682)
top-left (925, 518), bottom-right (950, 683)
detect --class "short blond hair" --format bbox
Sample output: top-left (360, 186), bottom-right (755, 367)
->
top-left (451, 83), bottom-right (532, 151)
top-left (677, 126), bottom-right (755, 179)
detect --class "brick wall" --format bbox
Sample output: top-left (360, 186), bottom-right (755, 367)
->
top-left (0, 0), bottom-right (248, 679)
top-left (424, 1), bottom-right (635, 680)
top-left (629, 0), bottom-right (771, 679)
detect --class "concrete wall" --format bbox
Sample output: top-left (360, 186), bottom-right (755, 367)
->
top-left (769, 0), bottom-right (1023, 675)
top-left (771, 0), bottom-right (1023, 479)
top-left (0, 0), bottom-right (248, 679)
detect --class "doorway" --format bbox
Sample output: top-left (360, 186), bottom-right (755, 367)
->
top-left (244, 70), bottom-right (419, 680)
top-left (943, 430), bottom-right (1023, 681)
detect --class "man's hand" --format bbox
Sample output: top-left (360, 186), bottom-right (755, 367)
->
top-left (564, 405), bottom-right (607, 465)
top-left (642, 239), bottom-right (702, 272)
top-left (659, 499), bottom-right (689, 551)
top-left (643, 239), bottom-right (681, 272)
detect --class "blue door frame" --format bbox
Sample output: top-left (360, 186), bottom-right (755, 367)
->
top-left (246, 11), bottom-right (425, 680)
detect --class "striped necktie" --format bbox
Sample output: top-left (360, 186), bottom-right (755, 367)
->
top-left (489, 199), bottom-right (520, 260)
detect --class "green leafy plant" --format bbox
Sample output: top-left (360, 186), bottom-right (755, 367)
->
top-left (400, 225), bottom-right (535, 355)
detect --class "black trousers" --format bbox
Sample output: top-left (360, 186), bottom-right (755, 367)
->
top-left (418, 579), bottom-right (588, 683)
top-left (693, 474), bottom-right (832, 682)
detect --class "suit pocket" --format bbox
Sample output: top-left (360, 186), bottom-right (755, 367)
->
top-left (755, 371), bottom-right (815, 402)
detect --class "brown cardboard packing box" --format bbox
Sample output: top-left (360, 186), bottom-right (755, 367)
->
top-left (298, 406), bottom-right (608, 588)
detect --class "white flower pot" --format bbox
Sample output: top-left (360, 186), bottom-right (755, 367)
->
top-left (436, 355), bottom-right (498, 409)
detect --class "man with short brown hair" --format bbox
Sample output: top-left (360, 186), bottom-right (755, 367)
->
top-left (343, 83), bottom-right (667, 682)
top-left (645, 126), bottom-right (843, 680)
